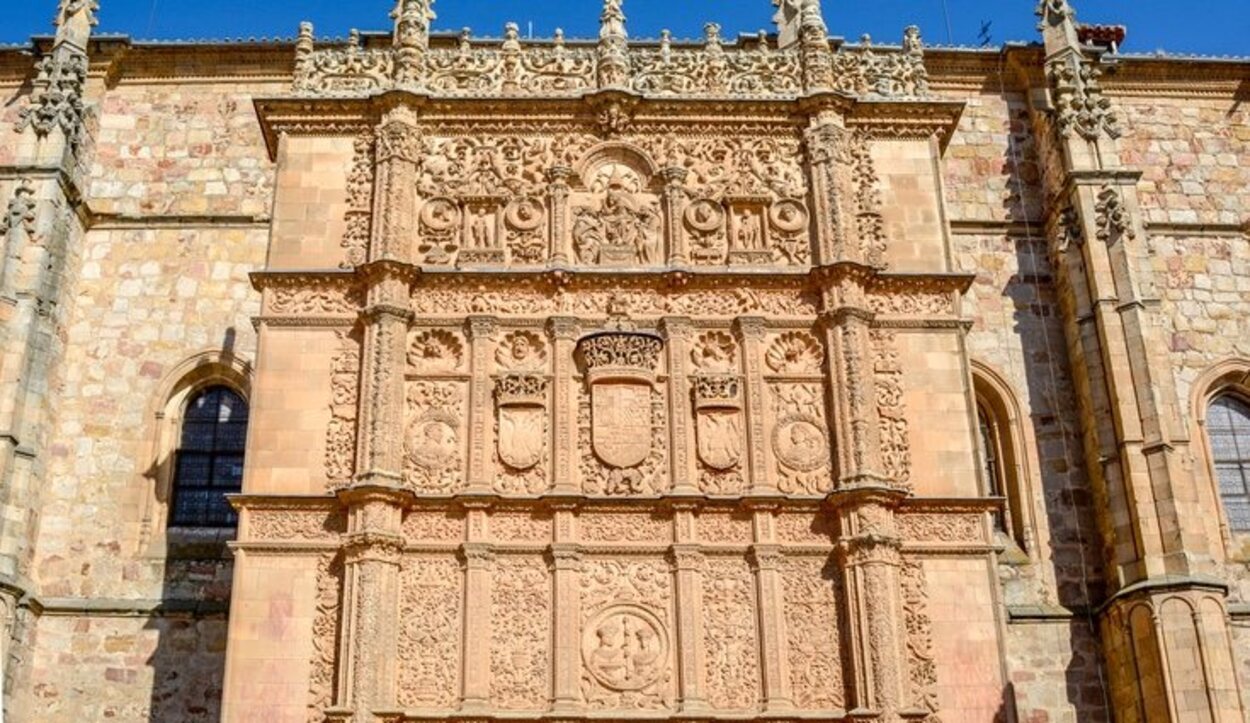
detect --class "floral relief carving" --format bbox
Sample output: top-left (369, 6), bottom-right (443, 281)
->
top-left (269, 281), bottom-right (362, 316)
top-left (781, 555), bottom-right (844, 710)
top-left (307, 554), bottom-right (343, 723)
top-left (294, 29), bottom-right (395, 96)
top-left (775, 512), bottom-right (835, 546)
top-left (1094, 185), bottom-right (1135, 244)
top-left (408, 329), bottom-right (465, 373)
top-left (579, 512), bottom-right (672, 544)
top-left (872, 330), bottom-right (912, 489)
top-left (901, 560), bottom-right (941, 717)
top-left (491, 557), bottom-right (551, 710)
top-left (401, 510), bottom-right (465, 542)
top-left (898, 512), bottom-right (982, 544)
top-left (770, 383), bottom-right (832, 495)
top-left (703, 557), bottom-right (761, 711)
top-left (580, 559), bottom-right (674, 710)
top-left (398, 556), bottom-right (462, 709)
top-left (404, 381), bottom-right (467, 493)
top-left (17, 48), bottom-right (88, 151)
top-left (489, 511), bottom-right (552, 543)
top-left (326, 332), bottom-right (361, 487)
top-left (766, 331), bottom-right (824, 375)
top-left (1, 180), bottom-right (38, 247)
top-left (697, 510), bottom-right (754, 545)
top-left (1046, 55), bottom-right (1120, 141)
top-left (248, 509), bottom-right (346, 542)
top-left (341, 129), bottom-right (374, 268)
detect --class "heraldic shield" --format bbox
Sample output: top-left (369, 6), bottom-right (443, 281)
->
top-left (693, 375), bottom-right (744, 471)
top-left (496, 374), bottom-right (548, 471)
top-left (577, 330), bottom-right (664, 470)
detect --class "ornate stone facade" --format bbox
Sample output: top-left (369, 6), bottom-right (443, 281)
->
top-left (1, 1), bottom-right (1249, 722)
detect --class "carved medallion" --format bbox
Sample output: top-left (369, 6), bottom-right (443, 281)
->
top-left (407, 412), bottom-right (460, 471)
top-left (772, 415), bottom-right (830, 472)
top-left (582, 605), bottom-right (670, 692)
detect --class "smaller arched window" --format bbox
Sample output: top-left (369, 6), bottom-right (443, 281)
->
top-left (977, 402), bottom-right (1009, 534)
top-left (1208, 394), bottom-right (1250, 532)
top-left (170, 386), bottom-right (249, 528)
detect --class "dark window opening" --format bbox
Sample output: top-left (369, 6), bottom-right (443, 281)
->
top-left (169, 386), bottom-right (248, 528)
top-left (1209, 394), bottom-right (1250, 532)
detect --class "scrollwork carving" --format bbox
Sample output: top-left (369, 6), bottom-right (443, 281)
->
top-left (398, 556), bottom-right (462, 708)
top-left (491, 557), bottom-right (551, 709)
top-left (703, 558), bottom-right (761, 711)
top-left (782, 555), bottom-right (844, 710)
top-left (326, 332), bottom-right (361, 487)
top-left (770, 383), bottom-right (832, 494)
top-left (307, 554), bottom-right (343, 722)
top-left (872, 330), bottom-right (912, 489)
top-left (901, 560), bottom-right (941, 717)
top-left (580, 559), bottom-right (674, 710)
top-left (404, 381), bottom-right (467, 493)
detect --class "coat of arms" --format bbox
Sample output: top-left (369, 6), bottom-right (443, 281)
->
top-left (496, 374), bottom-right (548, 471)
top-left (577, 328), bottom-right (664, 471)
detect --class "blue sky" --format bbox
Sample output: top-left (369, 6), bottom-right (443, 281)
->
top-left (4, 1), bottom-right (1247, 57)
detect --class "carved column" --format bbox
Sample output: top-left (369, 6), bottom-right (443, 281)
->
top-left (835, 491), bottom-right (912, 720)
top-left (662, 167), bottom-right (689, 266)
top-left (804, 118), bottom-right (854, 266)
top-left (355, 265), bottom-right (413, 487)
top-left (333, 488), bottom-right (407, 722)
top-left (735, 317), bottom-right (772, 494)
top-left (660, 317), bottom-right (697, 495)
top-left (465, 316), bottom-right (497, 493)
top-left (748, 508), bottom-right (794, 712)
top-left (371, 106), bottom-right (421, 264)
top-left (822, 300), bottom-right (885, 487)
top-left (460, 505), bottom-right (494, 712)
top-left (549, 506), bottom-right (581, 712)
top-left (669, 537), bottom-right (709, 713)
top-left (547, 167), bottom-right (573, 265)
top-left (548, 317), bottom-right (581, 494)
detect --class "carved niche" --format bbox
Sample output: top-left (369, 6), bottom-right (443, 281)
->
top-left (570, 146), bottom-right (664, 267)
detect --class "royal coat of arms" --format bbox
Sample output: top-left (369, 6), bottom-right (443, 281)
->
top-left (577, 329), bottom-right (664, 471)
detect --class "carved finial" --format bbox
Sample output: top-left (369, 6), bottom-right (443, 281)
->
top-left (392, 0), bottom-right (436, 85)
top-left (660, 29), bottom-right (672, 59)
top-left (55, 0), bottom-right (100, 31)
top-left (1036, 0), bottom-right (1082, 54)
top-left (704, 22), bottom-right (723, 45)
top-left (554, 28), bottom-right (566, 48)
top-left (348, 29), bottom-right (361, 50)
top-left (597, 0), bottom-right (630, 88)
top-left (903, 25), bottom-right (923, 55)
top-left (860, 33), bottom-right (872, 47)
top-left (458, 27), bottom-right (472, 52)
top-left (503, 22), bottom-right (521, 46)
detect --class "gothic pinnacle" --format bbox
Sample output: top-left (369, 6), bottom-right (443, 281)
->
top-left (597, 0), bottom-right (630, 89)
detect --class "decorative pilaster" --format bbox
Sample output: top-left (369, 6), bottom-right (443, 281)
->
top-left (460, 507), bottom-right (494, 711)
top-left (660, 317), bottom-right (697, 495)
top-left (834, 490), bottom-right (913, 720)
top-left (548, 527), bottom-right (581, 712)
top-left (547, 167), bottom-right (573, 265)
top-left (372, 106), bottom-right (422, 263)
top-left (669, 534), bottom-right (709, 713)
top-left (804, 118), bottom-right (853, 265)
top-left (748, 515), bottom-right (794, 712)
top-left (821, 298), bottom-right (886, 487)
top-left (661, 167), bottom-right (689, 266)
top-left (355, 264), bottom-right (413, 487)
top-left (548, 317), bottom-right (580, 494)
top-left (734, 317), bottom-right (772, 494)
top-left (465, 316), bottom-right (497, 493)
top-left (334, 488), bottom-right (408, 722)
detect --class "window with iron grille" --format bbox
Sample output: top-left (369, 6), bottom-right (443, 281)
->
top-left (1209, 394), bottom-right (1250, 532)
top-left (170, 386), bottom-right (248, 528)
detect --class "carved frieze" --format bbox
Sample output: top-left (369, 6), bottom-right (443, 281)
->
top-left (307, 554), bottom-right (343, 722)
top-left (399, 556), bottom-right (463, 708)
top-left (901, 560), bottom-right (941, 716)
top-left (404, 381), bottom-right (468, 493)
top-left (580, 559), bottom-right (675, 710)
top-left (702, 557), bottom-right (761, 710)
top-left (781, 555), bottom-right (843, 710)
top-left (769, 382), bottom-right (833, 495)
top-left (872, 330), bottom-right (912, 489)
top-left (491, 557), bottom-right (551, 709)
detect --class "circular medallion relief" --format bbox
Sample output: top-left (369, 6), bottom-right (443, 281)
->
top-left (684, 199), bottom-right (725, 233)
top-left (769, 199), bottom-right (808, 233)
top-left (420, 197), bottom-right (461, 231)
top-left (505, 197), bottom-right (545, 231)
top-left (405, 412), bottom-right (459, 471)
top-left (582, 605), bottom-right (669, 691)
top-left (772, 415), bottom-right (829, 472)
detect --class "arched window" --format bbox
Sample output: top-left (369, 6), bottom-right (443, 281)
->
top-left (1208, 394), bottom-right (1250, 532)
top-left (169, 386), bottom-right (249, 528)
top-left (977, 402), bottom-right (1008, 534)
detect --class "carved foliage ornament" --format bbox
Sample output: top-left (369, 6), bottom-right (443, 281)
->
top-left (325, 332), bottom-right (361, 487)
top-left (1094, 185), bottom-right (1135, 244)
top-left (398, 557), bottom-right (462, 708)
top-left (872, 330), bottom-right (912, 489)
top-left (18, 48), bottom-right (88, 151)
top-left (1046, 55), bottom-right (1120, 141)
top-left (0, 181), bottom-right (38, 246)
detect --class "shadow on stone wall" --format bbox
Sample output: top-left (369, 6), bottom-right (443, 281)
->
top-left (144, 329), bottom-right (239, 721)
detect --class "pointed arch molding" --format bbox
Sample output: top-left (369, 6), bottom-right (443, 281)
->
top-left (1190, 357), bottom-right (1250, 425)
top-left (969, 360), bottom-right (1042, 557)
top-left (1189, 357), bottom-right (1250, 553)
